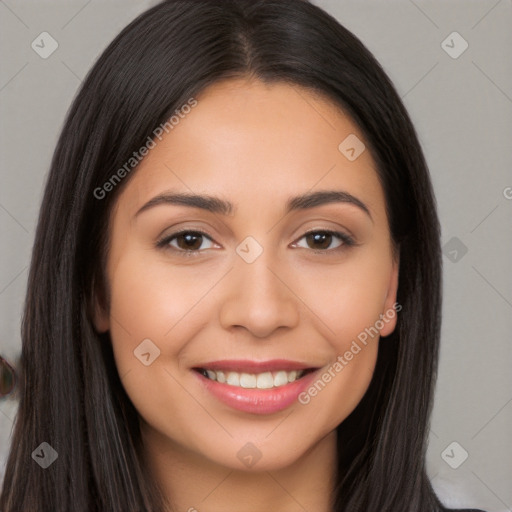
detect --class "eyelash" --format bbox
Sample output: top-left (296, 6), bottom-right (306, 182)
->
top-left (155, 228), bottom-right (356, 258)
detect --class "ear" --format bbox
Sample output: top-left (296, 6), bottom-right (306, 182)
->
top-left (90, 276), bottom-right (110, 333)
top-left (92, 300), bottom-right (110, 333)
top-left (379, 251), bottom-right (400, 337)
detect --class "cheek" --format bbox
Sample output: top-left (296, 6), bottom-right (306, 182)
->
top-left (105, 253), bottom-right (214, 437)
top-left (297, 345), bottom-right (378, 439)
top-left (297, 249), bottom-right (393, 346)
top-left (105, 255), bottom-right (178, 391)
top-left (107, 252), bottom-right (219, 349)
top-left (290, 251), bottom-right (391, 426)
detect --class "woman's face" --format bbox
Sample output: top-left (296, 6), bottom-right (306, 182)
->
top-left (94, 78), bottom-right (399, 472)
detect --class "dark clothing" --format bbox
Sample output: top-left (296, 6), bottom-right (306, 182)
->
top-left (448, 509), bottom-right (486, 512)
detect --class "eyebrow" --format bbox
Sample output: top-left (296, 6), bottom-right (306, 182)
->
top-left (134, 189), bottom-right (372, 220)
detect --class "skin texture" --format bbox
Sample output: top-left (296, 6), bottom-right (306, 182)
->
top-left (93, 77), bottom-right (399, 512)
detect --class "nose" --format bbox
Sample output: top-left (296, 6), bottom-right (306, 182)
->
top-left (218, 247), bottom-right (300, 339)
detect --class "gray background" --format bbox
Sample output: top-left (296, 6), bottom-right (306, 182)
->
top-left (0, 1), bottom-right (511, 510)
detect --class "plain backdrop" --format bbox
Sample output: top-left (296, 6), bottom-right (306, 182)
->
top-left (0, 1), bottom-right (511, 510)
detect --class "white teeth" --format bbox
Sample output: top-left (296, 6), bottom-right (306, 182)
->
top-left (256, 372), bottom-right (274, 389)
top-left (226, 372), bottom-right (240, 386)
top-left (201, 369), bottom-right (306, 389)
top-left (239, 373), bottom-right (257, 389)
top-left (273, 371), bottom-right (288, 387)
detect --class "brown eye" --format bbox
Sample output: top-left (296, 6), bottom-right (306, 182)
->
top-left (174, 232), bottom-right (205, 251)
top-left (294, 230), bottom-right (353, 252)
top-left (305, 232), bottom-right (336, 250)
top-left (157, 230), bottom-right (216, 255)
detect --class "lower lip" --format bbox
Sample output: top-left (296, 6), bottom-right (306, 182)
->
top-left (193, 370), bottom-right (319, 415)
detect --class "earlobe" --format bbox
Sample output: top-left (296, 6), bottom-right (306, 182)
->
top-left (380, 254), bottom-right (400, 337)
top-left (92, 300), bottom-right (110, 333)
top-left (90, 278), bottom-right (110, 333)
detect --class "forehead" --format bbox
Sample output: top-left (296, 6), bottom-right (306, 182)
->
top-left (116, 78), bottom-right (385, 221)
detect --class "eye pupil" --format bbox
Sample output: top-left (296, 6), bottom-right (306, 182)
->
top-left (177, 233), bottom-right (202, 250)
top-left (307, 232), bottom-right (331, 250)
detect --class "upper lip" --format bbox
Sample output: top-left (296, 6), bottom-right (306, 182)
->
top-left (193, 359), bottom-right (318, 373)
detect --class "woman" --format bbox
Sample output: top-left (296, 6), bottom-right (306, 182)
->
top-left (0, 0), bottom-right (486, 510)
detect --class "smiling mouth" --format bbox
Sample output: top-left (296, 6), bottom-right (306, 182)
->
top-left (193, 368), bottom-right (316, 389)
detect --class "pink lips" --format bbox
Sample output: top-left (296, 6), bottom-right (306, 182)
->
top-left (194, 359), bottom-right (313, 373)
top-left (192, 359), bottom-right (319, 415)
